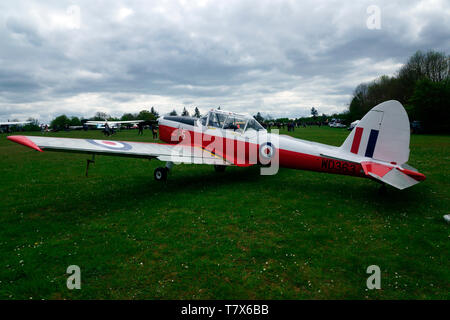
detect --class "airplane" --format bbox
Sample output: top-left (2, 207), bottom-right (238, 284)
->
top-left (0, 121), bottom-right (31, 133)
top-left (6, 100), bottom-right (425, 190)
top-left (85, 120), bottom-right (144, 129)
top-left (84, 119), bottom-right (145, 136)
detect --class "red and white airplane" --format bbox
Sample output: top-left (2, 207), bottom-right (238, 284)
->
top-left (7, 100), bottom-right (425, 189)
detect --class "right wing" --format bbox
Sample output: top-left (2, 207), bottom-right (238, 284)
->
top-left (7, 135), bottom-right (231, 165)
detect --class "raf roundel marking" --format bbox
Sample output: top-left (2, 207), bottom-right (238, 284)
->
top-left (259, 142), bottom-right (275, 160)
top-left (86, 139), bottom-right (132, 151)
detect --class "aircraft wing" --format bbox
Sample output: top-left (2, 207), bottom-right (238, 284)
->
top-left (0, 121), bottom-right (31, 126)
top-left (7, 135), bottom-right (231, 165)
top-left (86, 120), bottom-right (144, 125)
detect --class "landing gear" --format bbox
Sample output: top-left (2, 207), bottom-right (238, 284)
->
top-left (214, 165), bottom-right (226, 173)
top-left (154, 167), bottom-right (168, 181)
top-left (154, 161), bottom-right (173, 181)
top-left (85, 154), bottom-right (96, 177)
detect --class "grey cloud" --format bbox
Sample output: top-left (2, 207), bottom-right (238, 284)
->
top-left (0, 0), bottom-right (449, 122)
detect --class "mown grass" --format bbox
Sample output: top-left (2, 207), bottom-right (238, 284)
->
top-left (0, 127), bottom-right (448, 299)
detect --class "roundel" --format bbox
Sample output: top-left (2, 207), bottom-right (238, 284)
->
top-left (86, 139), bottom-right (132, 151)
top-left (259, 142), bottom-right (275, 159)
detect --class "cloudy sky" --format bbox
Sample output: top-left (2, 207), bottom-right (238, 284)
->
top-left (0, 0), bottom-right (449, 122)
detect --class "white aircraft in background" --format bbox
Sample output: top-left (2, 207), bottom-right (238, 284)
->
top-left (0, 121), bottom-right (31, 133)
top-left (85, 120), bottom-right (144, 129)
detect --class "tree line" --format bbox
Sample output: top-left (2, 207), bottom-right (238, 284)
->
top-left (347, 50), bottom-right (449, 133)
top-left (255, 50), bottom-right (449, 132)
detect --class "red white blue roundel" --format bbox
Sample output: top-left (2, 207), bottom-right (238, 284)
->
top-left (86, 139), bottom-right (132, 151)
top-left (259, 142), bottom-right (275, 159)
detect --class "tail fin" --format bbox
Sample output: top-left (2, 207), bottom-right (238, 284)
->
top-left (340, 100), bottom-right (410, 165)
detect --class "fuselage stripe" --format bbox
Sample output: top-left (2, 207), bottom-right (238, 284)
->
top-left (350, 127), bottom-right (363, 154)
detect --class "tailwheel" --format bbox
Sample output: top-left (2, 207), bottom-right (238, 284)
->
top-left (214, 165), bottom-right (226, 173)
top-left (154, 167), bottom-right (168, 181)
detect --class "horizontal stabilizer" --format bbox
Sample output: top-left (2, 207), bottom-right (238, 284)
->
top-left (361, 161), bottom-right (419, 190)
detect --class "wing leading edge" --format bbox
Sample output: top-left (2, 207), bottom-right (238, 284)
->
top-left (7, 135), bottom-right (231, 165)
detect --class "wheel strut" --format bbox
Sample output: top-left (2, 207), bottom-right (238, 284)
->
top-left (86, 154), bottom-right (96, 177)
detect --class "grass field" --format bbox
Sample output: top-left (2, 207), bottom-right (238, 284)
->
top-left (0, 127), bottom-right (448, 300)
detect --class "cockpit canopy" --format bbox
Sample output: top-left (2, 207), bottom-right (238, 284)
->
top-left (200, 109), bottom-right (265, 133)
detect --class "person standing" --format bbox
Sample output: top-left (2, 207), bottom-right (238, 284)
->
top-left (138, 122), bottom-right (144, 135)
top-left (104, 123), bottom-right (111, 136)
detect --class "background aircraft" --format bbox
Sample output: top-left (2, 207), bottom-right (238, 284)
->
top-left (85, 120), bottom-right (144, 129)
top-left (0, 121), bottom-right (31, 133)
top-left (7, 101), bottom-right (425, 190)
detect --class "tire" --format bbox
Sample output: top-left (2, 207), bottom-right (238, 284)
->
top-left (214, 165), bottom-right (226, 173)
top-left (154, 167), bottom-right (168, 181)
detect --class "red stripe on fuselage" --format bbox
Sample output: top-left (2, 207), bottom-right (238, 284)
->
top-left (350, 127), bottom-right (363, 154)
top-left (158, 124), bottom-right (365, 177)
top-left (279, 149), bottom-right (365, 177)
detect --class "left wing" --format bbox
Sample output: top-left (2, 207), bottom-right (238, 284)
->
top-left (7, 135), bottom-right (231, 165)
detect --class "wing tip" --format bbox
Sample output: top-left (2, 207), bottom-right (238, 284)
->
top-left (7, 135), bottom-right (43, 152)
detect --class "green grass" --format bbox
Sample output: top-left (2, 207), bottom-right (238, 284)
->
top-left (0, 127), bottom-right (448, 299)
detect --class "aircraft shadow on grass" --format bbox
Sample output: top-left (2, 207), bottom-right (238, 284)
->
top-left (25, 165), bottom-right (428, 221)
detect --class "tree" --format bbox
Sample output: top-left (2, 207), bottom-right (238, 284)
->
top-left (169, 109), bottom-right (178, 116)
top-left (408, 78), bottom-right (450, 133)
top-left (150, 107), bottom-right (159, 118)
top-left (310, 107), bottom-right (318, 119)
top-left (50, 115), bottom-right (71, 130)
top-left (193, 107), bottom-right (201, 118)
top-left (137, 110), bottom-right (156, 122)
top-left (181, 107), bottom-right (190, 117)
top-left (69, 116), bottom-right (81, 126)
top-left (23, 118), bottom-right (40, 131)
top-left (398, 50), bottom-right (449, 84)
top-left (92, 112), bottom-right (109, 121)
top-left (121, 113), bottom-right (137, 121)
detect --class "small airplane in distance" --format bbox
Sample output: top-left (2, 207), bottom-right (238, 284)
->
top-left (0, 120), bottom-right (31, 133)
top-left (85, 119), bottom-right (145, 136)
top-left (7, 100), bottom-right (426, 190)
top-left (85, 119), bottom-right (145, 129)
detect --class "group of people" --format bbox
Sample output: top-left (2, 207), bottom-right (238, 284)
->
top-left (99, 122), bottom-right (158, 139)
top-left (137, 122), bottom-right (158, 139)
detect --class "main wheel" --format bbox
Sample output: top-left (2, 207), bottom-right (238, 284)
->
top-left (154, 167), bottom-right (168, 181)
top-left (214, 165), bottom-right (226, 173)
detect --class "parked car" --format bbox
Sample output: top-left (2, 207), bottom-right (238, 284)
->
top-left (411, 121), bottom-right (423, 134)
